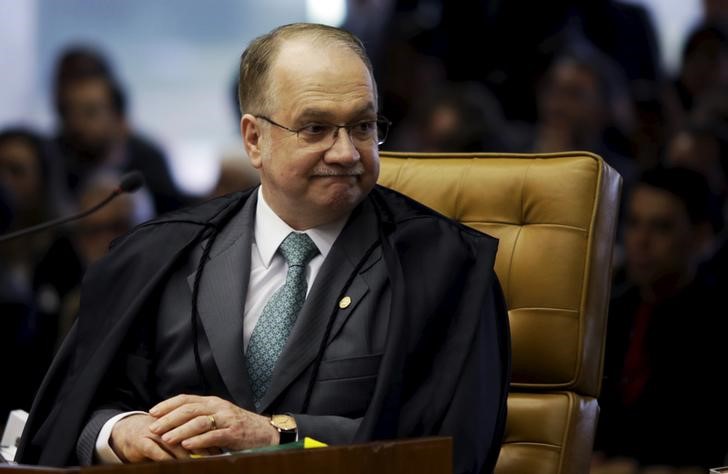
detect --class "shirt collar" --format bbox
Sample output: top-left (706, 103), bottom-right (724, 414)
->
top-left (254, 187), bottom-right (348, 268)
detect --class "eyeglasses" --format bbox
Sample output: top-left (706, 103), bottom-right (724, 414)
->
top-left (255, 115), bottom-right (391, 149)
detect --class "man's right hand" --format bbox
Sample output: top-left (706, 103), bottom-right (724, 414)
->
top-left (110, 413), bottom-right (190, 463)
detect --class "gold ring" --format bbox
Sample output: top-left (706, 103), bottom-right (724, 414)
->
top-left (208, 415), bottom-right (216, 432)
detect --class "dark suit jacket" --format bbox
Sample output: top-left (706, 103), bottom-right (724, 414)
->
top-left (51, 133), bottom-right (192, 214)
top-left (596, 279), bottom-right (728, 467)
top-left (18, 186), bottom-right (510, 474)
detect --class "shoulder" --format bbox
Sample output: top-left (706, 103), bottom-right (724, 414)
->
top-left (80, 189), bottom-right (255, 307)
top-left (110, 188), bottom-right (253, 250)
top-left (372, 185), bottom-right (499, 249)
top-left (91, 189), bottom-right (253, 276)
top-left (126, 133), bottom-right (166, 160)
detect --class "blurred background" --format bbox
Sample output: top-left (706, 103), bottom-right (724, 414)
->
top-left (0, 0), bottom-right (705, 193)
top-left (2, 0), bottom-right (728, 472)
top-left (1, 0), bottom-right (324, 193)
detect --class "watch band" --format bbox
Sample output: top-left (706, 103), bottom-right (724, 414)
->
top-left (277, 426), bottom-right (297, 444)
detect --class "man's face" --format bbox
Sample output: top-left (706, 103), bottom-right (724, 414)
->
top-left (59, 78), bottom-right (122, 158)
top-left (666, 131), bottom-right (724, 193)
top-left (242, 39), bottom-right (379, 229)
top-left (0, 138), bottom-right (42, 212)
top-left (540, 62), bottom-right (603, 139)
top-left (421, 103), bottom-right (460, 152)
top-left (682, 38), bottom-right (728, 98)
top-left (624, 185), bottom-right (697, 288)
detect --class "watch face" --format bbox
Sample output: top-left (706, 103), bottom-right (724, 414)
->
top-left (271, 414), bottom-right (297, 431)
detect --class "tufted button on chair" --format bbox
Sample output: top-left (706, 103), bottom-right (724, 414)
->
top-left (378, 151), bottom-right (622, 474)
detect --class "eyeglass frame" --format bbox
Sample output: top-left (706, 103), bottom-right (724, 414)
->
top-left (253, 114), bottom-right (392, 147)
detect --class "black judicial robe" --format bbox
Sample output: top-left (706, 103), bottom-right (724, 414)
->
top-left (17, 185), bottom-right (510, 473)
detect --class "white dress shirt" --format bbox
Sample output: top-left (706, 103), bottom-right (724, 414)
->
top-left (95, 187), bottom-right (348, 463)
top-left (243, 188), bottom-right (347, 351)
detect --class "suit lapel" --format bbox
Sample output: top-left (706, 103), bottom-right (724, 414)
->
top-left (186, 192), bottom-right (258, 410)
top-left (324, 264), bottom-right (372, 344)
top-left (259, 199), bottom-right (380, 411)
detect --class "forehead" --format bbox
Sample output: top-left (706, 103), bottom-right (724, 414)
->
top-left (629, 185), bottom-right (688, 221)
top-left (0, 139), bottom-right (37, 163)
top-left (551, 62), bottom-right (599, 90)
top-left (63, 78), bottom-right (111, 101)
top-left (267, 38), bottom-right (376, 119)
top-left (669, 132), bottom-right (718, 162)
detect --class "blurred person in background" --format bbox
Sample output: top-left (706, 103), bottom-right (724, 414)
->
top-left (35, 170), bottom-right (154, 348)
top-left (528, 43), bottom-right (635, 269)
top-left (27, 170), bottom-right (155, 411)
top-left (693, 86), bottom-right (728, 127)
top-left (666, 118), bottom-right (728, 293)
top-left (674, 23), bottom-right (728, 116)
top-left (628, 83), bottom-right (683, 171)
top-left (431, 0), bottom-right (661, 124)
top-left (533, 43), bottom-right (638, 202)
top-left (0, 184), bottom-right (34, 431)
top-left (0, 128), bottom-right (66, 282)
top-left (575, 0), bottom-right (662, 96)
top-left (0, 128), bottom-right (68, 327)
top-left (73, 171), bottom-right (155, 267)
top-left (675, 90), bottom-right (728, 291)
top-left (666, 120), bottom-right (728, 212)
top-left (594, 167), bottom-right (728, 470)
top-left (0, 127), bottom-right (68, 424)
top-left (391, 81), bottom-right (525, 152)
top-left (50, 47), bottom-right (192, 215)
top-left (359, 0), bottom-right (663, 151)
top-left (52, 46), bottom-right (114, 111)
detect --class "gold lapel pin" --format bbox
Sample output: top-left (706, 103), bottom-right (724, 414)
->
top-left (338, 296), bottom-right (352, 309)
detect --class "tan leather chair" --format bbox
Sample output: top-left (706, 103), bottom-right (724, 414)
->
top-left (378, 151), bottom-right (622, 474)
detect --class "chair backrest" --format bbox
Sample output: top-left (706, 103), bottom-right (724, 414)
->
top-left (378, 151), bottom-right (622, 474)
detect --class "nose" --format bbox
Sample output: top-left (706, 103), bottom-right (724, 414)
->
top-left (628, 225), bottom-right (652, 254)
top-left (324, 127), bottom-right (360, 166)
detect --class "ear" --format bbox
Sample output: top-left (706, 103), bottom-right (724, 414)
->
top-left (241, 114), bottom-right (263, 169)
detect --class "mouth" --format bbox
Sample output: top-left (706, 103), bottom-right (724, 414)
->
top-left (628, 259), bottom-right (653, 271)
top-left (311, 167), bottom-right (363, 178)
top-left (311, 173), bottom-right (360, 178)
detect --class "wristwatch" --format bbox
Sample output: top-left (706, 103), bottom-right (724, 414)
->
top-left (270, 414), bottom-right (297, 444)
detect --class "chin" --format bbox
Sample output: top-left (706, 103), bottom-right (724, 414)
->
top-left (626, 266), bottom-right (655, 287)
top-left (324, 190), bottom-right (361, 210)
top-left (317, 186), bottom-right (364, 212)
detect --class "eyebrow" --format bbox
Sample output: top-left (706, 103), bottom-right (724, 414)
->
top-left (296, 104), bottom-right (376, 123)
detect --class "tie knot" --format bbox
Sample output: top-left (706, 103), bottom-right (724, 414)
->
top-left (279, 232), bottom-right (319, 266)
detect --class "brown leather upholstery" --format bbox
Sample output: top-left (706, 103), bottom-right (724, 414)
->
top-left (378, 151), bottom-right (622, 474)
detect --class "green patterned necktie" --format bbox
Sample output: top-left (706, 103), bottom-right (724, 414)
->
top-left (246, 231), bottom-right (319, 409)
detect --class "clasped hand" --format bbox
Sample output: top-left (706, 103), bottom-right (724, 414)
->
top-left (110, 394), bottom-right (279, 463)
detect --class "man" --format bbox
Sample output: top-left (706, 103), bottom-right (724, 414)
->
top-left (676, 22), bottom-right (728, 114)
top-left (0, 128), bottom-right (67, 420)
top-left (32, 170), bottom-right (156, 358)
top-left (594, 167), bottom-right (728, 468)
top-left (533, 44), bottom-right (638, 182)
top-left (51, 50), bottom-right (191, 214)
top-left (18, 24), bottom-right (510, 474)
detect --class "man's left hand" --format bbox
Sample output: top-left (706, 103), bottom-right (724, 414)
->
top-left (148, 394), bottom-right (279, 451)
